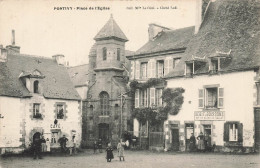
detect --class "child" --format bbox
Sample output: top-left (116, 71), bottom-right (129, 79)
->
top-left (117, 139), bottom-right (125, 161)
top-left (93, 140), bottom-right (97, 154)
top-left (106, 143), bottom-right (114, 162)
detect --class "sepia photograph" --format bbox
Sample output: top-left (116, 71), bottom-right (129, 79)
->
top-left (0, 0), bottom-right (259, 167)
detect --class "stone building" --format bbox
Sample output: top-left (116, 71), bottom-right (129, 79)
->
top-left (80, 15), bottom-right (133, 147)
top-left (0, 33), bottom-right (82, 154)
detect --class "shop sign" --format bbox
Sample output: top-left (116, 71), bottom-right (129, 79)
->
top-left (50, 123), bottom-right (61, 129)
top-left (194, 111), bottom-right (225, 121)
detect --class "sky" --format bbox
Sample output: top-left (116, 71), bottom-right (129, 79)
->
top-left (0, 0), bottom-right (197, 66)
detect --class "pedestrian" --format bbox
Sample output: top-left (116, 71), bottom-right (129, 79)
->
top-left (33, 136), bottom-right (42, 159)
top-left (125, 140), bottom-right (129, 150)
top-left (117, 139), bottom-right (125, 161)
top-left (41, 136), bottom-right (46, 153)
top-left (93, 140), bottom-right (97, 154)
top-left (106, 142), bottom-right (114, 162)
top-left (46, 138), bottom-right (51, 153)
top-left (197, 132), bottom-right (205, 152)
top-left (189, 133), bottom-right (196, 152)
top-left (58, 135), bottom-right (68, 154)
top-left (68, 136), bottom-right (76, 156)
top-left (98, 139), bottom-right (102, 153)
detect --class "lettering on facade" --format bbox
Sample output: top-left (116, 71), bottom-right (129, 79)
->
top-left (194, 111), bottom-right (225, 121)
top-left (50, 123), bottom-right (61, 129)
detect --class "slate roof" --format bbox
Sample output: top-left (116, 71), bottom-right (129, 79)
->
top-left (166, 0), bottom-right (260, 78)
top-left (94, 15), bottom-right (128, 42)
top-left (0, 53), bottom-right (81, 100)
top-left (129, 26), bottom-right (195, 57)
top-left (68, 64), bottom-right (89, 87)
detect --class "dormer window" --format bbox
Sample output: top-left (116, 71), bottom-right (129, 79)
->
top-left (185, 62), bottom-right (194, 77)
top-left (117, 48), bottom-right (120, 61)
top-left (185, 56), bottom-right (206, 77)
top-left (33, 80), bottom-right (39, 93)
top-left (103, 47), bottom-right (107, 60)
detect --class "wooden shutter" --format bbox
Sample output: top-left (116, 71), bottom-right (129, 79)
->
top-left (151, 61), bottom-right (156, 78)
top-left (130, 61), bottom-right (135, 80)
top-left (168, 58), bottom-right (173, 74)
top-left (136, 61), bottom-right (140, 79)
top-left (150, 88), bottom-right (155, 106)
top-left (164, 59), bottom-right (169, 75)
top-left (147, 61), bottom-right (151, 78)
top-left (198, 89), bottom-right (204, 108)
top-left (218, 88), bottom-right (224, 108)
top-left (223, 122), bottom-right (229, 142)
top-left (238, 123), bottom-right (243, 142)
top-left (159, 89), bottom-right (162, 106)
top-left (135, 89), bottom-right (139, 108)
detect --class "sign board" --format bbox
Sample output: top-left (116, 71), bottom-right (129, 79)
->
top-left (194, 111), bottom-right (225, 121)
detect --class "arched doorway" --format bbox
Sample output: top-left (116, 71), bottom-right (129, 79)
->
top-left (33, 132), bottom-right (41, 142)
top-left (98, 123), bottom-right (109, 144)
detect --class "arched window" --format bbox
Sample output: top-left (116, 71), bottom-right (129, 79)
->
top-left (117, 48), bottom-right (120, 61)
top-left (103, 47), bottom-right (107, 60)
top-left (34, 80), bottom-right (39, 93)
top-left (100, 91), bottom-right (110, 115)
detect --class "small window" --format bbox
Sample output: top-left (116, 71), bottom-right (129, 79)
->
top-left (140, 89), bottom-right (148, 107)
top-left (211, 59), bottom-right (219, 73)
top-left (198, 87), bottom-right (224, 108)
top-left (33, 80), bottom-right (39, 93)
top-left (173, 58), bottom-right (181, 69)
top-left (89, 105), bottom-right (94, 115)
top-left (103, 47), bottom-right (107, 60)
top-left (51, 132), bottom-right (59, 143)
top-left (140, 62), bottom-right (148, 79)
top-left (229, 123), bottom-right (238, 141)
top-left (256, 82), bottom-right (260, 105)
top-left (33, 103), bottom-right (41, 119)
top-left (100, 91), bottom-right (110, 116)
top-left (156, 88), bottom-right (163, 106)
top-left (117, 48), bottom-right (120, 61)
top-left (186, 62), bottom-right (193, 76)
top-left (224, 122), bottom-right (243, 143)
top-left (157, 60), bottom-right (164, 78)
top-left (115, 104), bottom-right (119, 117)
top-left (57, 104), bottom-right (64, 119)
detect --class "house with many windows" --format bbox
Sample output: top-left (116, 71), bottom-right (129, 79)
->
top-left (164, 0), bottom-right (260, 152)
top-left (0, 33), bottom-right (82, 154)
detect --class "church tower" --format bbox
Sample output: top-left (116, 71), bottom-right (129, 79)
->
top-left (83, 15), bottom-right (131, 147)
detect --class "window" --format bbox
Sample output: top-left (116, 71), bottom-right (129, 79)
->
top-left (173, 58), bottom-right (181, 69)
top-left (224, 122), bottom-right (243, 143)
top-left (140, 89), bottom-right (148, 107)
top-left (140, 62), bottom-right (147, 79)
top-left (186, 62), bottom-right (193, 76)
top-left (33, 80), bottom-right (39, 93)
top-left (157, 60), bottom-right (164, 78)
top-left (211, 59), bottom-right (219, 73)
top-left (117, 48), bottom-right (120, 61)
top-left (103, 47), bottom-right (107, 60)
top-left (89, 105), bottom-right (94, 115)
top-left (57, 104), bottom-right (64, 119)
top-left (33, 103), bottom-right (41, 119)
top-left (100, 91), bottom-right (110, 115)
top-left (115, 104), bottom-right (119, 115)
top-left (51, 132), bottom-right (59, 143)
top-left (198, 87), bottom-right (224, 108)
top-left (256, 82), bottom-right (260, 105)
top-left (135, 89), bottom-right (139, 108)
top-left (156, 88), bottom-right (163, 106)
top-left (206, 88), bottom-right (218, 108)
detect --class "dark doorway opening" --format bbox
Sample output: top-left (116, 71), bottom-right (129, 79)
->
top-left (185, 123), bottom-right (194, 151)
top-left (171, 129), bottom-right (179, 151)
top-left (98, 123), bottom-right (109, 145)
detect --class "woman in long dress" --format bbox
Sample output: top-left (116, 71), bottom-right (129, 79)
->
top-left (197, 132), bottom-right (205, 152)
top-left (117, 140), bottom-right (125, 161)
top-left (46, 138), bottom-right (51, 153)
top-left (106, 143), bottom-right (114, 162)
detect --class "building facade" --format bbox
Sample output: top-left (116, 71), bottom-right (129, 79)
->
top-left (0, 37), bottom-right (82, 154)
top-left (81, 15), bottom-right (133, 147)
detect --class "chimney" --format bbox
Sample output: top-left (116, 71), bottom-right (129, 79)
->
top-left (52, 54), bottom-right (65, 66)
top-left (148, 24), bottom-right (170, 41)
top-left (6, 30), bottom-right (20, 54)
top-left (0, 45), bottom-right (7, 62)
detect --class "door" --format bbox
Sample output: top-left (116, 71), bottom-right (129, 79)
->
top-left (171, 129), bottom-right (179, 151)
top-left (98, 123), bottom-right (109, 145)
top-left (203, 125), bottom-right (212, 147)
top-left (185, 123), bottom-right (194, 150)
top-left (255, 108), bottom-right (260, 150)
top-left (33, 132), bottom-right (41, 142)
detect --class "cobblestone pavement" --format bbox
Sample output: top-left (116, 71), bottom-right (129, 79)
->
top-left (0, 150), bottom-right (259, 168)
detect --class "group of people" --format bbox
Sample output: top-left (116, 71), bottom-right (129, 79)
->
top-left (32, 134), bottom-right (76, 159)
top-left (189, 132), bottom-right (214, 152)
top-left (93, 139), bottom-right (126, 163)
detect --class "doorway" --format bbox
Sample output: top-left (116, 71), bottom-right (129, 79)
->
top-left (185, 123), bottom-right (194, 150)
top-left (98, 123), bottom-right (109, 144)
top-left (203, 125), bottom-right (212, 147)
top-left (33, 132), bottom-right (41, 142)
top-left (171, 129), bottom-right (179, 151)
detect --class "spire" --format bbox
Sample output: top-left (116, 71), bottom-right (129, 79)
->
top-left (94, 15), bottom-right (128, 42)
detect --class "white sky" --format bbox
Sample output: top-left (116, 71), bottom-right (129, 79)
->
top-left (0, 0), bottom-right (196, 66)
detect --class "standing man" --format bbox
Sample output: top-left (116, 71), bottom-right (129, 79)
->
top-left (58, 135), bottom-right (68, 154)
top-left (98, 139), bottom-right (102, 153)
top-left (33, 136), bottom-right (43, 159)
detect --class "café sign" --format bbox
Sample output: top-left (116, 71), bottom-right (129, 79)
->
top-left (194, 111), bottom-right (225, 121)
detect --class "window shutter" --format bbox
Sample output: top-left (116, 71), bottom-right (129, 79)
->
top-left (130, 61), bottom-right (135, 80)
top-left (135, 89), bottom-right (139, 108)
top-left (147, 61), bottom-right (151, 78)
top-left (150, 88), bottom-right (155, 106)
top-left (218, 88), bottom-right (224, 108)
top-left (136, 61), bottom-right (140, 79)
top-left (223, 122), bottom-right (229, 142)
top-left (198, 89), bottom-right (204, 108)
top-left (238, 123), bottom-right (243, 142)
top-left (151, 61), bottom-right (156, 78)
top-left (168, 58), bottom-right (173, 74)
top-left (164, 59), bottom-right (169, 75)
top-left (159, 89), bottom-right (162, 106)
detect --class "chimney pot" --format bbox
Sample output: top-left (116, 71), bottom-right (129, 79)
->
top-left (52, 54), bottom-right (65, 66)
